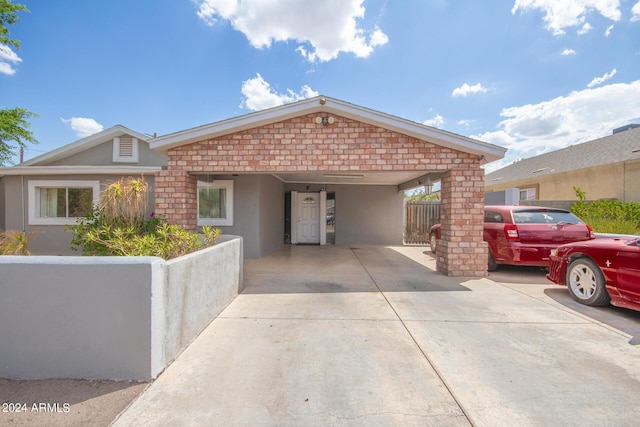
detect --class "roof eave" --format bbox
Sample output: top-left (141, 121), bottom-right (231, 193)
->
top-left (23, 125), bottom-right (150, 166)
top-left (150, 96), bottom-right (506, 162)
top-left (0, 166), bottom-right (162, 177)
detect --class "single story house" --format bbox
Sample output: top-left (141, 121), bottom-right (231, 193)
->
top-left (486, 124), bottom-right (640, 203)
top-left (1, 96), bottom-right (506, 276)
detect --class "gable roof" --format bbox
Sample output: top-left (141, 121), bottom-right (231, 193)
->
top-left (486, 126), bottom-right (640, 185)
top-left (22, 125), bottom-right (149, 166)
top-left (150, 96), bottom-right (506, 162)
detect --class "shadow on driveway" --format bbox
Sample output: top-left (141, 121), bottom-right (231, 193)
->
top-left (242, 245), bottom-right (471, 294)
top-left (544, 286), bottom-right (640, 345)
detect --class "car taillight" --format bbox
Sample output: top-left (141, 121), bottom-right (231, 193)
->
top-left (587, 225), bottom-right (595, 239)
top-left (504, 224), bottom-right (519, 240)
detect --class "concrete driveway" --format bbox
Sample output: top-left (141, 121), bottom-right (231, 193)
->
top-left (113, 245), bottom-right (640, 426)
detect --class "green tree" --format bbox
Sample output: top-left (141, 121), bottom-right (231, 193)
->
top-left (0, 0), bottom-right (27, 49)
top-left (0, 107), bottom-right (37, 164)
top-left (1, 0), bottom-right (37, 166)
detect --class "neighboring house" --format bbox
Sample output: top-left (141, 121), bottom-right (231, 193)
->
top-left (150, 96), bottom-right (506, 276)
top-left (486, 125), bottom-right (640, 203)
top-left (0, 97), bottom-right (507, 276)
top-left (0, 125), bottom-right (166, 254)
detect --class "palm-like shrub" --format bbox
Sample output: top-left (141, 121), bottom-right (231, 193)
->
top-left (0, 230), bottom-right (37, 255)
top-left (68, 176), bottom-right (220, 259)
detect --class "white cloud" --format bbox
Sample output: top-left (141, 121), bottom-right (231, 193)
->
top-left (632, 1), bottom-right (640, 21)
top-left (477, 80), bottom-right (640, 173)
top-left (452, 83), bottom-right (488, 97)
top-left (423, 114), bottom-right (445, 129)
top-left (577, 22), bottom-right (593, 34)
top-left (61, 117), bottom-right (104, 137)
top-left (512, 0), bottom-right (622, 35)
top-left (604, 24), bottom-right (614, 36)
top-left (195, 0), bottom-right (388, 62)
top-left (587, 68), bottom-right (617, 87)
top-left (240, 73), bottom-right (318, 111)
top-left (562, 48), bottom-right (576, 55)
top-left (0, 44), bottom-right (22, 75)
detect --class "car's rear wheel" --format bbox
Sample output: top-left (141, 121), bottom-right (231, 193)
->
top-left (566, 258), bottom-right (610, 306)
top-left (488, 250), bottom-right (497, 271)
top-left (429, 232), bottom-right (437, 253)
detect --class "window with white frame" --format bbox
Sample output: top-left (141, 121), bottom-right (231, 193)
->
top-left (519, 187), bottom-right (537, 201)
top-left (28, 180), bottom-right (100, 225)
top-left (197, 178), bottom-right (233, 226)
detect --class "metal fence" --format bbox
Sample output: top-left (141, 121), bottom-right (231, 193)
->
top-left (403, 201), bottom-right (441, 245)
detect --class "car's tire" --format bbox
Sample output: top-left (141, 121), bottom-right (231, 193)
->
top-left (488, 250), bottom-right (498, 271)
top-left (566, 258), bottom-right (610, 306)
top-left (429, 233), bottom-right (437, 253)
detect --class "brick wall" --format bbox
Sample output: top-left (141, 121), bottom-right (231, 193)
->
top-left (155, 113), bottom-right (486, 275)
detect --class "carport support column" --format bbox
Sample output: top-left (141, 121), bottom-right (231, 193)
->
top-left (154, 168), bottom-right (198, 232)
top-left (436, 168), bottom-right (488, 277)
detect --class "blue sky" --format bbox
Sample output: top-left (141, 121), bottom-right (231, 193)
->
top-left (2, 0), bottom-right (640, 171)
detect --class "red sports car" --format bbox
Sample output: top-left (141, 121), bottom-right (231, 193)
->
top-left (547, 236), bottom-right (640, 311)
top-left (429, 205), bottom-right (594, 271)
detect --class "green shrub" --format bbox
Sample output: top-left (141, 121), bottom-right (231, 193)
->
top-left (571, 186), bottom-right (640, 234)
top-left (577, 215), bottom-right (639, 235)
top-left (67, 177), bottom-right (221, 259)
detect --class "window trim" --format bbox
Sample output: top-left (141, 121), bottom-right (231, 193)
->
top-left (519, 186), bottom-right (538, 201)
top-left (112, 136), bottom-right (139, 163)
top-left (197, 179), bottom-right (234, 227)
top-left (28, 180), bottom-right (100, 225)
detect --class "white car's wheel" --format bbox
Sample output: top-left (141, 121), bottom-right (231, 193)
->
top-left (566, 258), bottom-right (610, 306)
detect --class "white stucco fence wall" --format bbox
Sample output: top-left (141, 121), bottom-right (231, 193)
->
top-left (0, 235), bottom-right (243, 381)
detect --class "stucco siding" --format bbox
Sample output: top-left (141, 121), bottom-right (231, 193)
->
top-left (0, 177), bottom-right (5, 230)
top-left (624, 159), bottom-right (640, 203)
top-left (48, 137), bottom-right (167, 167)
top-left (284, 183), bottom-right (404, 246)
top-left (259, 175), bottom-right (285, 256)
top-left (2, 174), bottom-right (157, 255)
top-left (335, 185), bottom-right (404, 245)
top-left (486, 161), bottom-right (640, 203)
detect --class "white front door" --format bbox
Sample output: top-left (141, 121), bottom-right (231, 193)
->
top-left (297, 193), bottom-right (320, 244)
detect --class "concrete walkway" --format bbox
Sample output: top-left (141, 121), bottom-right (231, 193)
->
top-left (113, 245), bottom-right (640, 426)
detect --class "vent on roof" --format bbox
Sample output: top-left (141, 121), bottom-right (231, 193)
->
top-left (113, 137), bottom-right (139, 163)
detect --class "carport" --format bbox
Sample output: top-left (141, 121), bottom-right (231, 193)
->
top-left (150, 96), bottom-right (506, 276)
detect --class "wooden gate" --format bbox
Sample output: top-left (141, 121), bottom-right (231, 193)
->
top-left (403, 201), bottom-right (441, 245)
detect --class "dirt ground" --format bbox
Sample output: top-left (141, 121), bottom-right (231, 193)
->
top-left (0, 378), bottom-right (147, 426)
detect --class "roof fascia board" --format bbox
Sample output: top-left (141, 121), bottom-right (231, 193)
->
top-left (150, 96), bottom-right (506, 162)
top-left (322, 98), bottom-right (506, 162)
top-left (0, 166), bottom-right (162, 177)
top-left (23, 125), bottom-right (149, 166)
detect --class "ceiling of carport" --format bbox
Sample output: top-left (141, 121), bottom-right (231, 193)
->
top-left (271, 170), bottom-right (442, 189)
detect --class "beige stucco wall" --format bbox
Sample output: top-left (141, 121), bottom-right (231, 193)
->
top-left (486, 160), bottom-right (640, 203)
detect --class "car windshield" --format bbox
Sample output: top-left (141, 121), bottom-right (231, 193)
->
top-left (512, 210), bottom-right (581, 225)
